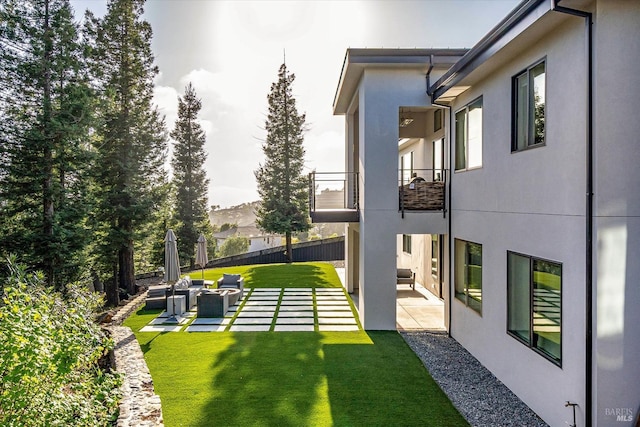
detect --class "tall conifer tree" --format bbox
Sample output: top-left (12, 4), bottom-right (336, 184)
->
top-left (170, 82), bottom-right (210, 269)
top-left (255, 63), bottom-right (311, 263)
top-left (0, 0), bottom-right (93, 287)
top-left (86, 0), bottom-right (167, 304)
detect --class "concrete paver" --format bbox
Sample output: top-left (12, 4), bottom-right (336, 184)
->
top-left (143, 286), bottom-right (362, 333)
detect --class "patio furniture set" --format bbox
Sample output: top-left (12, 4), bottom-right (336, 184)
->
top-left (145, 273), bottom-right (244, 318)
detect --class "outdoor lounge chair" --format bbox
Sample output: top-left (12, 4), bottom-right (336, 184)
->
top-left (396, 268), bottom-right (415, 290)
top-left (217, 273), bottom-right (244, 300)
top-left (197, 289), bottom-right (229, 317)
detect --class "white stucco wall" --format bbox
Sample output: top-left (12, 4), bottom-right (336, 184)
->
top-left (354, 68), bottom-right (449, 329)
top-left (449, 16), bottom-right (588, 427)
top-left (593, 1), bottom-right (640, 425)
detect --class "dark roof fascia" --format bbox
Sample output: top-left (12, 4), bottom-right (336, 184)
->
top-left (430, 0), bottom-right (548, 102)
top-left (333, 48), bottom-right (468, 111)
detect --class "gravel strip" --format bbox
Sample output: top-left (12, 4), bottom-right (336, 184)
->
top-left (402, 331), bottom-right (548, 427)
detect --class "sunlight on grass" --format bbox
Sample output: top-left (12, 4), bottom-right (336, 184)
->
top-left (125, 263), bottom-right (467, 426)
top-left (123, 329), bottom-right (467, 427)
top-left (185, 262), bottom-right (341, 289)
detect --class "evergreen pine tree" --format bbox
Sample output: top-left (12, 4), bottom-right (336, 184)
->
top-left (0, 0), bottom-right (94, 287)
top-left (170, 82), bottom-right (211, 269)
top-left (86, 0), bottom-right (167, 304)
top-left (255, 63), bottom-right (311, 263)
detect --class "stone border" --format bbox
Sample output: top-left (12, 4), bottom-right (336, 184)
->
top-left (108, 325), bottom-right (164, 427)
top-left (105, 289), bottom-right (165, 426)
top-left (110, 290), bottom-right (149, 325)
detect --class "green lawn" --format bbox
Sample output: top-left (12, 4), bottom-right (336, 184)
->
top-left (126, 262), bottom-right (467, 427)
top-left (188, 262), bottom-right (342, 289)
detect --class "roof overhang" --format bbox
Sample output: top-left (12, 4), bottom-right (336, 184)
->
top-left (333, 48), bottom-right (468, 115)
top-left (430, 0), bottom-right (569, 104)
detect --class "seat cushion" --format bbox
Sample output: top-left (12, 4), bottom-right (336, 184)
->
top-left (397, 268), bottom-right (413, 278)
top-left (222, 273), bottom-right (241, 283)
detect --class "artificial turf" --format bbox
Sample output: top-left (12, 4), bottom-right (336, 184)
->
top-left (125, 262), bottom-right (468, 427)
top-left (191, 262), bottom-right (343, 289)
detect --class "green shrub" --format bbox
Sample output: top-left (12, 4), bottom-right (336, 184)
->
top-left (0, 259), bottom-right (122, 426)
top-left (217, 235), bottom-right (249, 257)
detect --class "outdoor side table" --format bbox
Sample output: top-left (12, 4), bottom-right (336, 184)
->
top-left (197, 290), bottom-right (229, 317)
top-left (167, 295), bottom-right (186, 316)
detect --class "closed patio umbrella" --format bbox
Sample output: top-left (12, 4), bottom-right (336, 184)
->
top-left (164, 229), bottom-right (181, 322)
top-left (164, 229), bottom-right (181, 283)
top-left (195, 233), bottom-right (208, 280)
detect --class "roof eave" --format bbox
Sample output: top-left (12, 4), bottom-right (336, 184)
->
top-left (333, 48), bottom-right (468, 115)
top-left (430, 0), bottom-right (550, 103)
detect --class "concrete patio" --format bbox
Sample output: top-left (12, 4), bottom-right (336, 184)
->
top-left (140, 267), bottom-right (444, 333)
top-left (140, 286), bottom-right (360, 333)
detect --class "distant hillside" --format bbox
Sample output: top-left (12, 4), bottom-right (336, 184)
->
top-left (209, 201), bottom-right (259, 227)
top-left (209, 200), bottom-right (345, 238)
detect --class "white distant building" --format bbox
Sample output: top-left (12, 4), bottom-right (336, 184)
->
top-left (308, 1), bottom-right (640, 426)
top-left (213, 225), bottom-right (282, 253)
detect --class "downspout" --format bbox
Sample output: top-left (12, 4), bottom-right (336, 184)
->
top-left (552, 2), bottom-right (594, 426)
top-left (427, 59), bottom-right (453, 337)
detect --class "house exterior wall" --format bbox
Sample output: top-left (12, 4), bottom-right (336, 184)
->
top-left (353, 69), bottom-right (449, 329)
top-left (334, 1), bottom-right (638, 424)
top-left (449, 17), bottom-right (589, 427)
top-left (592, 1), bottom-right (640, 424)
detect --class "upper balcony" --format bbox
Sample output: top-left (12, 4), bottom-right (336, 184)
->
top-left (398, 168), bottom-right (447, 218)
top-left (309, 172), bottom-right (360, 223)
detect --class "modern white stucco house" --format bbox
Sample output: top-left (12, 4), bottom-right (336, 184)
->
top-left (308, 1), bottom-right (640, 426)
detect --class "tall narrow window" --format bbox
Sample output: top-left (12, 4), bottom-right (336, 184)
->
top-left (433, 138), bottom-right (443, 181)
top-left (455, 97), bottom-right (483, 171)
top-left (400, 151), bottom-right (414, 184)
top-left (508, 251), bottom-right (562, 365)
top-left (513, 60), bottom-right (546, 151)
top-left (434, 108), bottom-right (442, 132)
top-left (454, 239), bottom-right (482, 313)
top-left (431, 235), bottom-right (439, 278)
top-left (402, 234), bottom-right (412, 254)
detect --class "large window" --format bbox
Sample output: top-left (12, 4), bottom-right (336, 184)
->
top-left (513, 60), bottom-right (546, 151)
top-left (454, 239), bottom-right (482, 313)
top-left (455, 97), bottom-right (483, 171)
top-left (508, 251), bottom-right (562, 365)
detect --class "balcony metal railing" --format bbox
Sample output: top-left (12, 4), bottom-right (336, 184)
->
top-left (309, 172), bottom-right (359, 222)
top-left (398, 168), bottom-right (447, 217)
top-left (308, 169), bottom-right (445, 220)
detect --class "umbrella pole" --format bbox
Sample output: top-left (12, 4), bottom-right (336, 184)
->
top-left (166, 283), bottom-right (178, 323)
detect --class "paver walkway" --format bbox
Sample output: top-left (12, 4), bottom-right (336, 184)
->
top-left (140, 287), bottom-right (360, 333)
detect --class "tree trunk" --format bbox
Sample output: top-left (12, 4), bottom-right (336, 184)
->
top-left (119, 240), bottom-right (136, 296)
top-left (42, 0), bottom-right (55, 286)
top-left (105, 263), bottom-right (119, 307)
top-left (285, 231), bottom-right (292, 263)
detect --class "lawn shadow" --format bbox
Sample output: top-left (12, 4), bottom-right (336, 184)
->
top-left (195, 332), bottom-right (326, 426)
top-left (322, 331), bottom-right (469, 426)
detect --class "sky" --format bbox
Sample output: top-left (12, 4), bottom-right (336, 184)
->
top-left (70, 0), bottom-right (519, 209)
